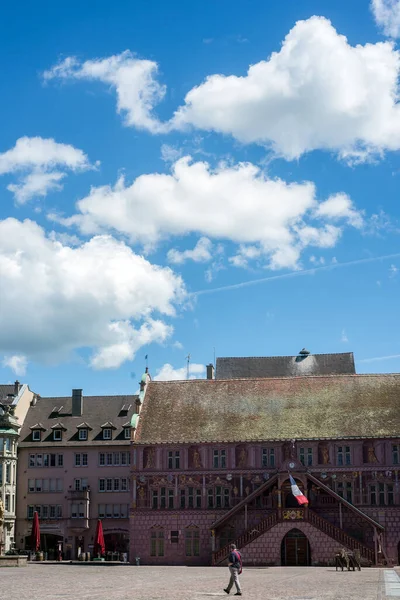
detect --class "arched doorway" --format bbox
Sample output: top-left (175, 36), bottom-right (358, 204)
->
top-left (281, 529), bottom-right (311, 566)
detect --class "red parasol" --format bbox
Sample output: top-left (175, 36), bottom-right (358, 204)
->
top-left (31, 511), bottom-right (41, 552)
top-left (94, 519), bottom-right (105, 557)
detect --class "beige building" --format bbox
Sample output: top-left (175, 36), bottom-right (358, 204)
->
top-left (16, 389), bottom-right (137, 560)
top-left (0, 382), bottom-right (36, 553)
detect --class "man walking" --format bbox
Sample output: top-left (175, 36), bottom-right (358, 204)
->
top-left (224, 543), bottom-right (242, 596)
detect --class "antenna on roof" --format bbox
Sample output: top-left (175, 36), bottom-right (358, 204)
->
top-left (213, 346), bottom-right (216, 366)
top-left (145, 354), bottom-right (148, 370)
top-left (186, 353), bottom-right (191, 380)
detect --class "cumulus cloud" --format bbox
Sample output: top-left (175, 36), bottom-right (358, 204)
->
top-left (0, 218), bottom-right (185, 369)
top-left (154, 362), bottom-right (206, 381)
top-left (167, 237), bottom-right (213, 264)
top-left (371, 0), bottom-right (400, 38)
top-left (55, 156), bottom-right (362, 270)
top-left (2, 355), bottom-right (28, 376)
top-left (0, 137), bottom-right (96, 203)
top-left (43, 51), bottom-right (166, 133)
top-left (171, 16), bottom-right (400, 161)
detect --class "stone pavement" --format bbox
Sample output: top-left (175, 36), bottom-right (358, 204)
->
top-left (1, 565), bottom-right (399, 600)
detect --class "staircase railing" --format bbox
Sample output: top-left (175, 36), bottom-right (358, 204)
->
top-left (307, 509), bottom-right (375, 563)
top-left (212, 510), bottom-right (278, 565)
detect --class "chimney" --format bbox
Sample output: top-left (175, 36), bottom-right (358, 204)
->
top-left (14, 380), bottom-right (21, 395)
top-left (206, 364), bottom-right (215, 380)
top-left (72, 389), bottom-right (83, 416)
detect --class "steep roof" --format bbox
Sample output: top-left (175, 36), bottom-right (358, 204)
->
top-left (216, 352), bottom-right (355, 379)
top-left (0, 384), bottom-right (16, 405)
top-left (19, 394), bottom-right (138, 447)
top-left (135, 374), bottom-right (400, 444)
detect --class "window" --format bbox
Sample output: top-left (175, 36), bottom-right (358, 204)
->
top-left (57, 454), bottom-right (64, 467)
top-left (121, 477), bottom-right (129, 492)
top-left (120, 504), bottom-right (128, 518)
top-left (106, 478), bottom-right (113, 491)
top-left (56, 505), bottom-right (62, 518)
top-left (28, 479), bottom-right (35, 493)
top-left (180, 489), bottom-right (186, 509)
top-left (6, 464), bottom-right (11, 483)
top-left (171, 531), bottom-right (179, 543)
top-left (213, 449), bottom-right (226, 468)
top-left (371, 483), bottom-right (395, 506)
top-left (53, 429), bottom-right (62, 441)
top-left (75, 453), bottom-right (88, 467)
top-left (29, 454), bottom-right (35, 468)
top-left (42, 505), bottom-right (48, 519)
top-left (36, 454), bottom-right (43, 467)
top-left (392, 444), bottom-right (399, 465)
top-left (35, 479), bottom-right (42, 492)
top-left (113, 504), bottom-right (120, 518)
top-left (114, 478), bottom-right (120, 492)
top-left (121, 452), bottom-right (128, 466)
top-left (299, 447), bottom-right (313, 466)
top-left (262, 448), bottom-right (275, 468)
top-left (150, 529), bottom-right (164, 557)
top-left (103, 428), bottom-right (112, 440)
top-left (152, 490), bottom-right (158, 510)
top-left (74, 478), bottom-right (88, 491)
top-left (99, 479), bottom-right (105, 492)
top-left (207, 487), bottom-right (230, 509)
top-left (27, 506), bottom-right (34, 519)
top-left (98, 504), bottom-right (105, 518)
top-left (124, 428), bottom-right (131, 440)
top-left (106, 504), bottom-right (112, 518)
top-left (168, 451), bottom-right (180, 469)
top-left (32, 430), bottom-right (41, 441)
top-left (43, 454), bottom-right (49, 467)
top-left (188, 487), bottom-right (194, 509)
top-left (168, 489), bottom-right (174, 509)
top-left (337, 481), bottom-right (353, 503)
top-left (5, 438), bottom-right (11, 452)
top-left (107, 453), bottom-right (113, 465)
top-left (79, 429), bottom-right (88, 441)
top-left (337, 446), bottom-right (351, 466)
top-left (99, 453), bottom-right (105, 466)
top-left (160, 487), bottom-right (166, 509)
top-left (185, 528), bottom-right (200, 557)
top-left (196, 489), bottom-right (202, 509)
top-left (50, 505), bottom-right (56, 519)
top-left (5, 495), bottom-right (10, 511)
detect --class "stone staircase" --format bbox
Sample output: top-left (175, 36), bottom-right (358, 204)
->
top-left (212, 507), bottom-right (376, 565)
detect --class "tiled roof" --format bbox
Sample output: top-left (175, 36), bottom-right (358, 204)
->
top-left (216, 352), bottom-right (355, 379)
top-left (0, 384), bottom-right (16, 405)
top-left (135, 374), bottom-right (400, 444)
top-left (19, 394), bottom-right (138, 447)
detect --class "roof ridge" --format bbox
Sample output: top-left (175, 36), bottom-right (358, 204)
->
top-left (217, 352), bottom-right (354, 360)
top-left (149, 372), bottom-right (400, 384)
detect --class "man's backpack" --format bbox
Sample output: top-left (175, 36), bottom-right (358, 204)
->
top-left (232, 550), bottom-right (243, 574)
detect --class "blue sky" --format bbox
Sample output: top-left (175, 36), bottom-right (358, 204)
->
top-left (0, 0), bottom-right (399, 396)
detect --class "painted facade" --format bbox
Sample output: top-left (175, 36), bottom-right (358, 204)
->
top-left (129, 355), bottom-right (400, 567)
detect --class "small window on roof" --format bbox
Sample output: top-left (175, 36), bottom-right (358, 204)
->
top-left (32, 430), bottom-right (41, 442)
top-left (79, 429), bottom-right (88, 441)
top-left (124, 428), bottom-right (130, 440)
top-left (53, 429), bottom-right (62, 441)
top-left (103, 428), bottom-right (112, 440)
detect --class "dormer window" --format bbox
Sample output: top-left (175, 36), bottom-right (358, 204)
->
top-left (100, 421), bottom-right (116, 441)
top-left (124, 428), bottom-right (131, 440)
top-left (79, 429), bottom-right (88, 441)
top-left (32, 430), bottom-right (41, 442)
top-left (53, 429), bottom-right (62, 441)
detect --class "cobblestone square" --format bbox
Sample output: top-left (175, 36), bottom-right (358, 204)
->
top-left (1, 565), bottom-right (399, 600)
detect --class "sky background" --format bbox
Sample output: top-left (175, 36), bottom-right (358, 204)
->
top-left (0, 0), bottom-right (399, 396)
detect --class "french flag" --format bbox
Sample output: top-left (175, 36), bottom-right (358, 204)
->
top-left (289, 474), bottom-right (308, 505)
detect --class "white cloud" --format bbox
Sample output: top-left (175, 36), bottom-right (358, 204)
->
top-left (2, 355), bottom-right (27, 376)
top-left (0, 137), bottom-right (96, 204)
top-left (171, 16), bottom-right (400, 161)
top-left (341, 329), bottom-right (349, 343)
top-left (172, 341), bottom-right (183, 350)
top-left (43, 51), bottom-right (166, 133)
top-left (389, 263), bottom-right (398, 277)
top-left (154, 362), bottom-right (206, 381)
top-left (167, 237), bottom-right (213, 264)
top-left (55, 156), bottom-right (362, 270)
top-left (0, 218), bottom-right (185, 369)
top-left (315, 193), bottom-right (364, 228)
top-left (161, 144), bottom-right (182, 163)
top-left (371, 0), bottom-right (400, 38)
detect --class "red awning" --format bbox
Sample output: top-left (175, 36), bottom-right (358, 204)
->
top-left (31, 511), bottom-right (41, 552)
top-left (94, 519), bottom-right (105, 557)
